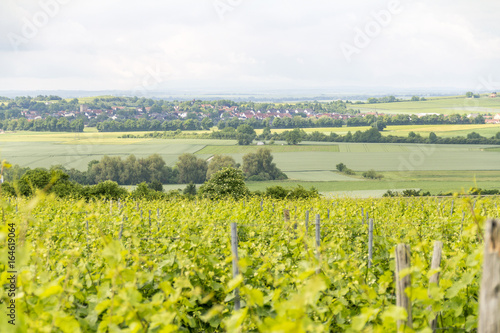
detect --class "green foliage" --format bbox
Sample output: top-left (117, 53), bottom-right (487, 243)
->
top-left (0, 194), bottom-right (491, 331)
top-left (176, 153), bottom-right (208, 184)
top-left (183, 182), bottom-right (197, 196)
top-left (284, 128), bottom-right (304, 145)
top-left (372, 121), bottom-right (387, 131)
top-left (83, 180), bottom-right (128, 199)
top-left (147, 180), bottom-right (163, 192)
top-left (336, 162), bottom-right (355, 175)
top-left (236, 124), bottom-right (257, 145)
top-left (383, 189), bottom-right (431, 197)
top-left (242, 148), bottom-right (287, 181)
top-left (362, 169), bottom-right (384, 180)
top-left (206, 155), bottom-right (237, 179)
top-left (198, 167), bottom-right (249, 200)
top-left (264, 185), bottom-right (319, 199)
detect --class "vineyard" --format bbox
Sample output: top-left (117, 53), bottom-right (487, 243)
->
top-left (0, 194), bottom-right (494, 332)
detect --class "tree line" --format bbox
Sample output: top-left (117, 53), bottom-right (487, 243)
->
top-left (262, 127), bottom-right (500, 145)
top-left (95, 112), bottom-right (485, 133)
top-left (125, 125), bottom-right (500, 146)
top-left (2, 149), bottom-right (287, 189)
top-left (0, 117), bottom-right (84, 132)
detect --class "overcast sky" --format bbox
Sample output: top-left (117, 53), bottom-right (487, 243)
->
top-left (0, 0), bottom-right (499, 94)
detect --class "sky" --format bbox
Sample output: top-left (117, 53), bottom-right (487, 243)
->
top-left (0, 0), bottom-right (499, 95)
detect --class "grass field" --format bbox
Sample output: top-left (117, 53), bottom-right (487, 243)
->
top-left (196, 144), bottom-right (340, 154)
top-left (258, 124), bottom-right (500, 138)
top-left (353, 95), bottom-right (500, 115)
top-left (3, 130), bottom-right (500, 196)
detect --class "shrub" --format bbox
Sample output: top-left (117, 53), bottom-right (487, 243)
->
top-left (265, 185), bottom-right (319, 199)
top-left (362, 169), bottom-right (383, 180)
top-left (83, 180), bottom-right (128, 200)
top-left (198, 167), bottom-right (250, 200)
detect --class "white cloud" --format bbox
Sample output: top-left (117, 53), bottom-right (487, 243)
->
top-left (0, 0), bottom-right (498, 93)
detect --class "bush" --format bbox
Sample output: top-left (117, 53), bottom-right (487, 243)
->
top-left (83, 180), bottom-right (128, 200)
top-left (336, 162), bottom-right (355, 175)
top-left (183, 182), bottom-right (197, 196)
top-left (198, 167), bottom-right (250, 200)
top-left (0, 182), bottom-right (16, 196)
top-left (265, 185), bottom-right (319, 199)
top-left (362, 169), bottom-right (383, 180)
top-left (148, 181), bottom-right (163, 192)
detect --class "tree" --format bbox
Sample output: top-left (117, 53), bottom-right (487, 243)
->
top-left (236, 124), bottom-right (256, 145)
top-left (285, 128), bottom-right (303, 145)
top-left (336, 163), bottom-right (347, 172)
top-left (371, 121), bottom-right (386, 131)
top-left (201, 117), bottom-right (214, 130)
top-left (206, 155), bottom-right (237, 179)
top-left (183, 182), bottom-right (197, 196)
top-left (429, 132), bottom-right (438, 143)
top-left (148, 180), bottom-right (163, 192)
top-left (198, 167), bottom-right (249, 200)
top-left (336, 162), bottom-right (354, 175)
top-left (362, 169), bottom-right (383, 180)
top-left (411, 96), bottom-right (420, 101)
top-left (465, 92), bottom-right (474, 98)
top-left (242, 148), bottom-right (287, 181)
top-left (176, 153), bottom-right (208, 184)
top-left (474, 114), bottom-right (485, 124)
top-left (262, 126), bottom-right (271, 140)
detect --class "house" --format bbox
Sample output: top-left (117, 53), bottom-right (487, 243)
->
top-left (490, 93), bottom-right (497, 98)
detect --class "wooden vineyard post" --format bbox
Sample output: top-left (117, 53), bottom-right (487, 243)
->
top-left (272, 203), bottom-right (275, 213)
top-left (461, 211), bottom-right (465, 236)
top-left (315, 214), bottom-right (321, 274)
top-left (119, 217), bottom-right (125, 240)
top-left (157, 208), bottom-right (160, 219)
top-left (148, 210), bottom-right (152, 237)
top-left (368, 219), bottom-right (374, 268)
top-left (230, 223), bottom-right (241, 311)
top-left (479, 219), bottom-right (500, 333)
top-left (395, 244), bottom-right (412, 330)
top-left (450, 200), bottom-right (454, 215)
top-left (327, 209), bottom-right (330, 219)
top-left (283, 209), bottom-right (290, 223)
top-left (86, 220), bottom-right (89, 249)
top-left (427, 241), bottom-right (443, 332)
top-left (305, 210), bottom-right (310, 233)
top-left (260, 200), bottom-right (263, 211)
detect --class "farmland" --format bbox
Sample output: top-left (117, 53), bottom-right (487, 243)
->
top-left (353, 95), bottom-right (500, 115)
top-left (2, 127), bottom-right (500, 195)
top-left (0, 195), bottom-right (491, 331)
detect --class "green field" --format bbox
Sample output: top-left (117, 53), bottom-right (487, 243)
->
top-left (2, 130), bottom-right (500, 195)
top-left (196, 144), bottom-right (339, 154)
top-left (259, 123), bottom-right (500, 138)
top-left (353, 95), bottom-right (500, 115)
